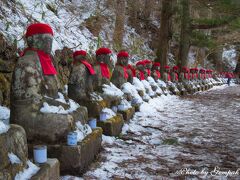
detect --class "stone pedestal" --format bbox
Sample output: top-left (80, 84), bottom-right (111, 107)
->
top-left (29, 128), bottom-right (102, 175)
top-left (31, 159), bottom-right (60, 180)
top-left (97, 114), bottom-right (124, 136)
top-left (0, 124), bottom-right (60, 180)
top-left (118, 107), bottom-right (135, 122)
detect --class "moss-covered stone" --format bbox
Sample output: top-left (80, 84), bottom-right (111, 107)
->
top-left (133, 104), bottom-right (141, 112)
top-left (118, 107), bottom-right (135, 122)
top-left (31, 159), bottom-right (60, 180)
top-left (82, 100), bottom-right (107, 118)
top-left (97, 114), bottom-right (124, 136)
top-left (0, 124), bottom-right (28, 178)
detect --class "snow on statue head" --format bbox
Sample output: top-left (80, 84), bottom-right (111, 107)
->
top-left (26, 23), bottom-right (54, 55)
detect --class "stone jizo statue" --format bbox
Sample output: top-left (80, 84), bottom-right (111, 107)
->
top-left (10, 23), bottom-right (87, 143)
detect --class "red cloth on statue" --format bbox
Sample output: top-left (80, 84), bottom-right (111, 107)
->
top-left (175, 73), bottom-right (179, 81)
top-left (168, 73), bottom-right (171, 81)
top-left (81, 60), bottom-right (95, 75)
top-left (140, 71), bottom-right (145, 80)
top-left (127, 65), bottom-right (136, 77)
top-left (99, 62), bottom-right (110, 79)
top-left (184, 73), bottom-right (190, 80)
top-left (119, 65), bottom-right (129, 79)
top-left (22, 48), bottom-right (57, 75)
top-left (156, 71), bottom-right (161, 79)
top-left (147, 69), bottom-right (151, 76)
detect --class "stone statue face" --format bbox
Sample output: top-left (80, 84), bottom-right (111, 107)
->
top-left (117, 57), bottom-right (128, 66)
top-left (75, 55), bottom-right (86, 61)
top-left (96, 54), bottom-right (110, 64)
top-left (103, 54), bottom-right (111, 64)
top-left (27, 34), bottom-right (53, 55)
top-left (137, 64), bottom-right (144, 71)
top-left (146, 63), bottom-right (152, 69)
top-left (165, 68), bottom-right (169, 72)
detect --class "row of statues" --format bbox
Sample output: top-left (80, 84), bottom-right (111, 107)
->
top-left (6, 23), bottom-right (233, 175)
top-left (10, 23), bottom-right (229, 142)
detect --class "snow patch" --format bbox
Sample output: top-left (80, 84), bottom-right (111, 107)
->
top-left (102, 83), bottom-right (124, 98)
top-left (0, 120), bottom-right (10, 134)
top-left (102, 135), bottom-right (116, 144)
top-left (101, 108), bottom-right (116, 120)
top-left (41, 93), bottom-right (80, 114)
top-left (0, 106), bottom-right (10, 120)
top-left (8, 153), bottom-right (22, 164)
top-left (14, 160), bottom-right (40, 180)
top-left (75, 122), bottom-right (92, 142)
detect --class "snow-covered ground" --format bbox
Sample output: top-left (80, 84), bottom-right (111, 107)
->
top-left (62, 84), bottom-right (240, 179)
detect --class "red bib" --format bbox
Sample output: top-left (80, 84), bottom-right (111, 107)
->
top-left (156, 71), bottom-right (161, 79)
top-left (147, 69), bottom-right (151, 76)
top-left (119, 65), bottom-right (129, 79)
top-left (22, 48), bottom-right (57, 75)
top-left (175, 72), bottom-right (179, 81)
top-left (167, 73), bottom-right (171, 81)
top-left (81, 60), bottom-right (95, 75)
top-left (99, 62), bottom-right (110, 79)
top-left (140, 71), bottom-right (145, 80)
top-left (184, 73), bottom-right (190, 80)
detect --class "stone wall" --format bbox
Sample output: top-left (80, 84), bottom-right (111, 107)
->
top-left (0, 33), bottom-right (17, 107)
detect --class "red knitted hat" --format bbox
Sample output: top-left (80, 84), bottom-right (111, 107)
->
top-left (164, 65), bottom-right (170, 69)
top-left (153, 62), bottom-right (160, 67)
top-left (117, 51), bottom-right (129, 58)
top-left (96, 47), bottom-right (112, 55)
top-left (136, 61), bottom-right (145, 66)
top-left (73, 50), bottom-right (87, 58)
top-left (182, 66), bottom-right (188, 71)
top-left (144, 59), bottom-right (152, 64)
top-left (173, 66), bottom-right (179, 70)
top-left (26, 23), bottom-right (53, 37)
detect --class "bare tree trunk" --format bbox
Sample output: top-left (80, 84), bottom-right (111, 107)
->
top-left (127, 0), bottom-right (139, 28)
top-left (208, 49), bottom-right (223, 72)
top-left (178, 0), bottom-right (190, 68)
top-left (113, 0), bottom-right (126, 50)
top-left (156, 0), bottom-right (174, 74)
